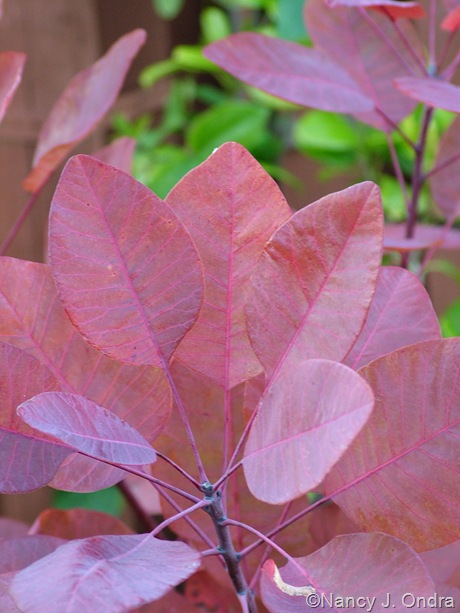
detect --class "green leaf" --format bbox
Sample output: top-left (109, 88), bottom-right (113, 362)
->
top-left (139, 59), bottom-right (180, 88)
top-left (275, 0), bottom-right (308, 41)
top-left (152, 0), bottom-right (185, 20)
top-left (53, 487), bottom-right (125, 517)
top-left (440, 300), bottom-right (460, 337)
top-left (172, 45), bottom-right (220, 72)
top-left (201, 7), bottom-right (232, 44)
top-left (294, 110), bottom-right (359, 155)
top-left (185, 99), bottom-right (270, 153)
top-left (380, 176), bottom-right (407, 222)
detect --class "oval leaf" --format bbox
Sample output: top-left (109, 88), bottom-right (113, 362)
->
top-left (325, 338), bottom-right (460, 550)
top-left (306, 0), bottom-right (424, 128)
top-left (0, 343), bottom-right (69, 493)
top-left (11, 535), bottom-right (201, 613)
top-left (204, 33), bottom-right (374, 114)
top-left (0, 52), bottom-right (26, 124)
top-left (0, 257), bottom-right (171, 491)
top-left (168, 142), bottom-right (291, 389)
top-left (261, 533), bottom-right (436, 612)
top-left (49, 155), bottom-right (204, 368)
top-left (29, 509), bottom-right (133, 540)
top-left (23, 30), bottom-right (146, 193)
top-left (243, 359), bottom-right (374, 504)
top-left (18, 392), bottom-right (157, 465)
top-left (384, 223), bottom-right (460, 251)
top-left (395, 77), bottom-right (460, 113)
top-left (93, 137), bottom-right (136, 174)
top-left (246, 181), bottom-right (383, 379)
top-left (344, 266), bottom-right (441, 370)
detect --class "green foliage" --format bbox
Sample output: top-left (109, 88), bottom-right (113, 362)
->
top-left (53, 487), bottom-right (125, 517)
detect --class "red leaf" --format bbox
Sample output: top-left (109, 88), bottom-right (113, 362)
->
top-left (18, 391), bottom-right (157, 465)
top-left (93, 137), bottom-right (136, 174)
top-left (29, 508), bottom-right (133, 539)
top-left (168, 142), bottom-right (290, 389)
top-left (344, 266), bottom-right (440, 370)
top-left (0, 52), bottom-right (25, 124)
top-left (10, 535), bottom-right (201, 613)
top-left (134, 589), bottom-right (201, 612)
top-left (261, 533), bottom-right (435, 612)
top-left (325, 338), bottom-right (460, 550)
top-left (306, 0), bottom-right (424, 128)
top-left (203, 33), bottom-right (374, 114)
top-left (243, 359), bottom-right (373, 504)
top-left (384, 223), bottom-right (460, 251)
top-left (430, 117), bottom-right (460, 218)
top-left (0, 343), bottom-right (70, 493)
top-left (246, 182), bottom-right (383, 379)
top-left (49, 155), bottom-right (204, 368)
top-left (326, 0), bottom-right (425, 19)
top-left (442, 6), bottom-right (460, 31)
top-left (23, 30), bottom-right (146, 193)
top-left (395, 77), bottom-right (460, 113)
top-left (0, 257), bottom-right (171, 491)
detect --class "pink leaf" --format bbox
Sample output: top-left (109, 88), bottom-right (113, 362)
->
top-left (92, 137), bottom-right (136, 174)
top-left (246, 182), bottom-right (383, 379)
top-left (0, 257), bottom-right (171, 492)
top-left (430, 117), bottom-right (460, 218)
top-left (261, 533), bottom-right (435, 612)
top-left (0, 520), bottom-right (28, 539)
top-left (0, 536), bottom-right (65, 573)
top-left (0, 52), bottom-right (26, 124)
top-left (395, 77), bottom-right (460, 113)
top-left (168, 142), bottom-right (291, 389)
top-left (0, 343), bottom-right (70, 493)
top-left (326, 0), bottom-right (425, 19)
top-left (384, 223), bottom-right (460, 251)
top-left (306, 0), bottom-right (424, 128)
top-left (203, 33), bottom-right (374, 114)
top-left (23, 30), bottom-right (146, 193)
top-left (11, 535), bottom-right (201, 613)
top-left (18, 391), bottom-right (157, 465)
top-left (325, 338), bottom-right (460, 550)
top-left (49, 155), bottom-right (204, 368)
top-left (420, 540), bottom-right (460, 584)
top-left (344, 266), bottom-right (440, 370)
top-left (243, 359), bottom-right (373, 504)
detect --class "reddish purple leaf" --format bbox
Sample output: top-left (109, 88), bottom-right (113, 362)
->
top-left (420, 540), bottom-right (460, 585)
top-left (49, 155), bottom-right (204, 368)
top-left (430, 117), bottom-right (460, 218)
top-left (11, 535), bottom-right (201, 613)
top-left (18, 392), bottom-right (157, 465)
top-left (384, 223), bottom-right (460, 251)
top-left (203, 33), bottom-right (374, 114)
top-left (0, 536), bottom-right (65, 574)
top-left (246, 182), bottom-right (383, 379)
top-left (0, 257), bottom-right (171, 492)
top-left (168, 142), bottom-right (291, 389)
top-left (0, 520), bottom-right (28, 539)
top-left (0, 343), bottom-right (71, 493)
top-left (306, 0), bottom-right (424, 128)
top-left (0, 52), bottom-right (25, 124)
top-left (0, 573), bottom-right (20, 613)
top-left (395, 77), bottom-right (460, 113)
top-left (344, 266), bottom-right (440, 370)
top-left (243, 359), bottom-right (373, 504)
top-left (261, 533), bottom-right (435, 612)
top-left (23, 30), bottom-right (146, 193)
top-left (326, 0), bottom-right (425, 19)
top-left (92, 137), bottom-right (136, 174)
top-left (325, 338), bottom-right (460, 550)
